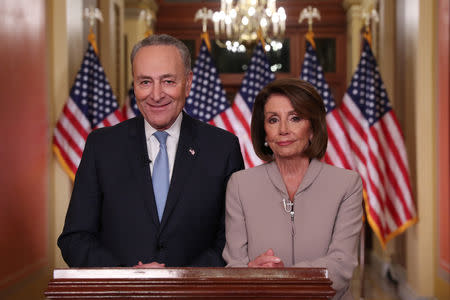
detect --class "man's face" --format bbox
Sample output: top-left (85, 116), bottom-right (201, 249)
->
top-left (132, 45), bottom-right (193, 130)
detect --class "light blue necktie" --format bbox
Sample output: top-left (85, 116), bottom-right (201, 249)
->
top-left (152, 131), bottom-right (169, 221)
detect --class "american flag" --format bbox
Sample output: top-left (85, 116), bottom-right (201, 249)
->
top-left (185, 40), bottom-right (229, 122)
top-left (221, 43), bottom-right (275, 168)
top-left (340, 38), bottom-right (417, 245)
top-left (122, 84), bottom-right (141, 119)
top-left (186, 41), bottom-right (274, 168)
top-left (300, 37), bottom-right (354, 170)
top-left (52, 42), bottom-right (124, 180)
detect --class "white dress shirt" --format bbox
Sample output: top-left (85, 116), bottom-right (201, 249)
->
top-left (144, 113), bottom-right (182, 182)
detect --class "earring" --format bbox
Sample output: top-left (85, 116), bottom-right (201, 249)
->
top-left (264, 141), bottom-right (268, 147)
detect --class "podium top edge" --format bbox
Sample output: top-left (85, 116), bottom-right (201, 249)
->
top-left (53, 267), bottom-right (329, 280)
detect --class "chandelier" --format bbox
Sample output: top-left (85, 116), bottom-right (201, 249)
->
top-left (211, 0), bottom-right (286, 52)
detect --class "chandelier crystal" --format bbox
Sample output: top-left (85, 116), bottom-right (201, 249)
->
top-left (211, 0), bottom-right (286, 52)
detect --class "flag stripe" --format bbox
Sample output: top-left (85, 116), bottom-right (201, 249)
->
top-left (242, 146), bottom-right (255, 169)
top-left (324, 141), bottom-right (341, 166)
top-left (376, 121), bottom-right (413, 220)
top-left (243, 135), bottom-right (261, 167)
top-left (219, 112), bottom-right (236, 135)
top-left (55, 121), bottom-right (83, 158)
top-left (340, 97), bottom-right (368, 165)
top-left (229, 44), bottom-right (274, 168)
top-left (232, 95), bottom-right (252, 137)
top-left (326, 120), bottom-right (352, 169)
top-left (64, 101), bottom-right (90, 140)
top-left (379, 116), bottom-right (414, 202)
top-left (121, 85), bottom-right (141, 120)
top-left (330, 109), bottom-right (356, 167)
top-left (67, 98), bottom-right (91, 135)
top-left (58, 112), bottom-right (87, 153)
top-left (53, 139), bottom-right (78, 176)
top-left (367, 130), bottom-right (403, 227)
top-left (53, 131), bottom-right (81, 173)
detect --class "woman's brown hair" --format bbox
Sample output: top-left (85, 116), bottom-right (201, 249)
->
top-left (251, 78), bottom-right (328, 161)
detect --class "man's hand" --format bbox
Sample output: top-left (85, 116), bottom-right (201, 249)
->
top-left (248, 249), bottom-right (285, 268)
top-left (133, 261), bottom-right (165, 268)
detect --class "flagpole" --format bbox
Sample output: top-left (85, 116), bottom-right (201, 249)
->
top-left (88, 28), bottom-right (99, 55)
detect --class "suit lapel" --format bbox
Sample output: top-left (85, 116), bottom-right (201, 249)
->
top-left (160, 113), bottom-right (198, 231)
top-left (127, 116), bottom-right (160, 227)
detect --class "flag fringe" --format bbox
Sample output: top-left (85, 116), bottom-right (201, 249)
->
top-left (384, 217), bottom-right (418, 244)
top-left (257, 28), bottom-right (266, 51)
top-left (145, 29), bottom-right (153, 38)
top-left (305, 31), bottom-right (316, 49)
top-left (363, 29), bottom-right (372, 48)
top-left (88, 29), bottom-right (99, 55)
top-left (52, 145), bottom-right (75, 182)
top-left (364, 191), bottom-right (418, 249)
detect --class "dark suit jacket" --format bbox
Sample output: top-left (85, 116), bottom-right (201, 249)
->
top-left (58, 112), bottom-right (244, 267)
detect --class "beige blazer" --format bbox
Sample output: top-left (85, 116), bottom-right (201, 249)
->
top-left (223, 159), bottom-right (363, 300)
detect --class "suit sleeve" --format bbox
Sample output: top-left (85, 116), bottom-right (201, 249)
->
top-left (189, 135), bottom-right (244, 267)
top-left (222, 172), bottom-right (250, 267)
top-left (293, 174), bottom-right (363, 292)
top-left (57, 131), bottom-right (121, 267)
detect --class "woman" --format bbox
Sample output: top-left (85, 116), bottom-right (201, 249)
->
top-left (223, 78), bottom-right (362, 300)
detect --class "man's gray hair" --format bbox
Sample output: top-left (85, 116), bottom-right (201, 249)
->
top-left (130, 34), bottom-right (191, 74)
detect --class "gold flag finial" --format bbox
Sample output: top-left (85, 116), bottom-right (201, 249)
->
top-left (362, 8), bottom-right (379, 46)
top-left (139, 9), bottom-right (155, 38)
top-left (298, 6), bottom-right (321, 33)
top-left (195, 7), bottom-right (213, 33)
top-left (84, 7), bottom-right (103, 29)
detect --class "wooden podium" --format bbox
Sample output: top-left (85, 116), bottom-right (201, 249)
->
top-left (45, 268), bottom-right (335, 299)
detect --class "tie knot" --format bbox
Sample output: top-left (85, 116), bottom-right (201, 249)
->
top-left (154, 131), bottom-right (169, 146)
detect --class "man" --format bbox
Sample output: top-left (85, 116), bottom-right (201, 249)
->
top-left (58, 34), bottom-right (244, 267)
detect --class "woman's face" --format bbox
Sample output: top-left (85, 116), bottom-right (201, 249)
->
top-left (264, 94), bottom-right (313, 160)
